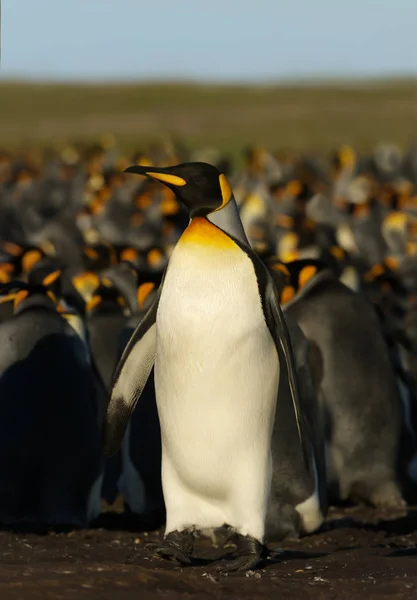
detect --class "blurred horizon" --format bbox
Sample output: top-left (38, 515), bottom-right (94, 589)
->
top-left (1, 0), bottom-right (417, 83)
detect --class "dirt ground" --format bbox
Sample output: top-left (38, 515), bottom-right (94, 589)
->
top-left (1, 505), bottom-right (417, 600)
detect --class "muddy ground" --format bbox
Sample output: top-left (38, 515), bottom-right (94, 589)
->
top-left (1, 505), bottom-right (417, 600)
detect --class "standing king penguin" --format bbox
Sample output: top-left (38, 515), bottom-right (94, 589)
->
top-left (103, 162), bottom-right (307, 571)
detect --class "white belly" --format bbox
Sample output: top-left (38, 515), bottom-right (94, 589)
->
top-left (155, 243), bottom-right (279, 539)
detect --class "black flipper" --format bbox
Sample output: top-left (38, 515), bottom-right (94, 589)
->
top-left (102, 277), bottom-right (164, 456)
top-left (221, 228), bottom-right (312, 474)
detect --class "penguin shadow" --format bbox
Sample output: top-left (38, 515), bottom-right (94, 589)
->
top-left (92, 508), bottom-right (165, 533)
top-left (265, 547), bottom-right (328, 567)
top-left (323, 505), bottom-right (417, 538)
top-left (0, 522), bottom-right (80, 535)
top-left (387, 547), bottom-right (417, 558)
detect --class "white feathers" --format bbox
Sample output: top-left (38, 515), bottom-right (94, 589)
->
top-left (86, 472), bottom-right (104, 523)
top-left (109, 324), bottom-right (156, 422)
top-left (155, 240), bottom-right (279, 541)
top-left (295, 453), bottom-right (324, 533)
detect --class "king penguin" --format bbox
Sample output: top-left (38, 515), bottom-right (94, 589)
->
top-left (0, 281), bottom-right (103, 527)
top-left (103, 162), bottom-right (309, 571)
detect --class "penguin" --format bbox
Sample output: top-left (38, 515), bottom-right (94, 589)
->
top-left (0, 281), bottom-right (103, 527)
top-left (116, 280), bottom-right (165, 529)
top-left (99, 262), bottom-right (140, 315)
top-left (85, 279), bottom-right (131, 391)
top-left (278, 266), bottom-right (407, 510)
top-left (103, 162), bottom-right (312, 571)
top-left (26, 260), bottom-right (87, 317)
top-left (83, 279), bottom-right (133, 508)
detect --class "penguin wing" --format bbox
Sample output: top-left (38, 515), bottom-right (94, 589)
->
top-left (263, 272), bottom-right (310, 468)
top-left (231, 236), bottom-right (311, 472)
top-left (102, 283), bottom-right (163, 456)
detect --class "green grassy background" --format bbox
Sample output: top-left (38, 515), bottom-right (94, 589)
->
top-left (1, 79), bottom-right (417, 156)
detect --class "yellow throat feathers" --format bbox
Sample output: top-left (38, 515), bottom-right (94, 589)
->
top-left (179, 217), bottom-right (237, 250)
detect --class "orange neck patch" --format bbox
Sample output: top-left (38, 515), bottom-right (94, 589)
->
top-left (299, 265), bottom-right (318, 288)
top-left (179, 217), bottom-right (237, 250)
top-left (280, 285), bottom-right (295, 304)
top-left (137, 282), bottom-right (155, 310)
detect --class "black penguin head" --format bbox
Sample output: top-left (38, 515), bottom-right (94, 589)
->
top-left (0, 280), bottom-right (58, 314)
top-left (124, 162), bottom-right (233, 218)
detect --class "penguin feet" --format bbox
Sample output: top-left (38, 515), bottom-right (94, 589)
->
top-left (147, 529), bottom-right (194, 566)
top-left (369, 482), bottom-right (407, 514)
top-left (350, 480), bottom-right (407, 515)
top-left (217, 533), bottom-right (264, 573)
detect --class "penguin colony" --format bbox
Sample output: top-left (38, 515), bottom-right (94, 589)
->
top-left (0, 140), bottom-right (417, 571)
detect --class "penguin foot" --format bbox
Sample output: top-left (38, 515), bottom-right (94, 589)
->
top-left (369, 483), bottom-right (407, 515)
top-left (147, 529), bottom-right (194, 566)
top-left (217, 534), bottom-right (264, 573)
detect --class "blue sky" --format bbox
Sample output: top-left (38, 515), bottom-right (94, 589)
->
top-left (1, 0), bottom-right (417, 82)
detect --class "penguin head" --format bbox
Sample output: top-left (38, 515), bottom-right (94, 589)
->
top-left (85, 280), bottom-right (129, 317)
top-left (124, 162), bottom-right (232, 218)
top-left (0, 280), bottom-right (58, 314)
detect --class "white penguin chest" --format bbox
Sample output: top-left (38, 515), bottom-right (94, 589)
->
top-left (154, 222), bottom-right (279, 457)
top-left (157, 244), bottom-right (266, 356)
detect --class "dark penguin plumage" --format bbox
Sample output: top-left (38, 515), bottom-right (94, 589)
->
top-left (0, 282), bottom-right (103, 527)
top-left (83, 278), bottom-right (133, 507)
top-left (280, 266), bottom-right (406, 509)
top-left (266, 316), bottom-right (327, 540)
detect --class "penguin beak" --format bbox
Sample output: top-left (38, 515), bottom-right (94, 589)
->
top-left (124, 165), bottom-right (186, 188)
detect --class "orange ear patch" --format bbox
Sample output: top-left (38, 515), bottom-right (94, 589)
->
top-left (2, 242), bottom-right (22, 257)
top-left (280, 285), bottom-right (295, 305)
top-left (272, 262), bottom-right (290, 277)
top-left (13, 289), bottom-right (29, 310)
top-left (83, 247), bottom-right (99, 261)
top-left (0, 293), bottom-right (16, 305)
top-left (136, 193), bottom-right (153, 210)
top-left (299, 265), bottom-right (318, 288)
top-left (117, 296), bottom-right (127, 309)
top-left (384, 256), bottom-right (400, 271)
top-left (384, 211), bottom-right (407, 229)
top-left (86, 295), bottom-right (102, 313)
top-left (121, 248), bottom-right (139, 262)
top-left (22, 250), bottom-right (43, 273)
top-left (408, 241), bottom-right (417, 255)
top-left (330, 246), bottom-right (345, 260)
top-left (100, 277), bottom-right (113, 288)
top-left (0, 263), bottom-right (15, 274)
top-left (286, 180), bottom-right (302, 197)
top-left (364, 263), bottom-right (385, 281)
top-left (46, 290), bottom-right (58, 304)
top-left (213, 174), bottom-right (232, 212)
top-left (353, 204), bottom-right (370, 218)
top-left (281, 250), bottom-right (300, 263)
top-left (0, 269), bottom-right (11, 284)
top-left (147, 248), bottom-right (164, 268)
top-left (42, 270), bottom-right (62, 287)
top-left (137, 282), bottom-right (155, 310)
top-left (275, 214), bottom-right (294, 229)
